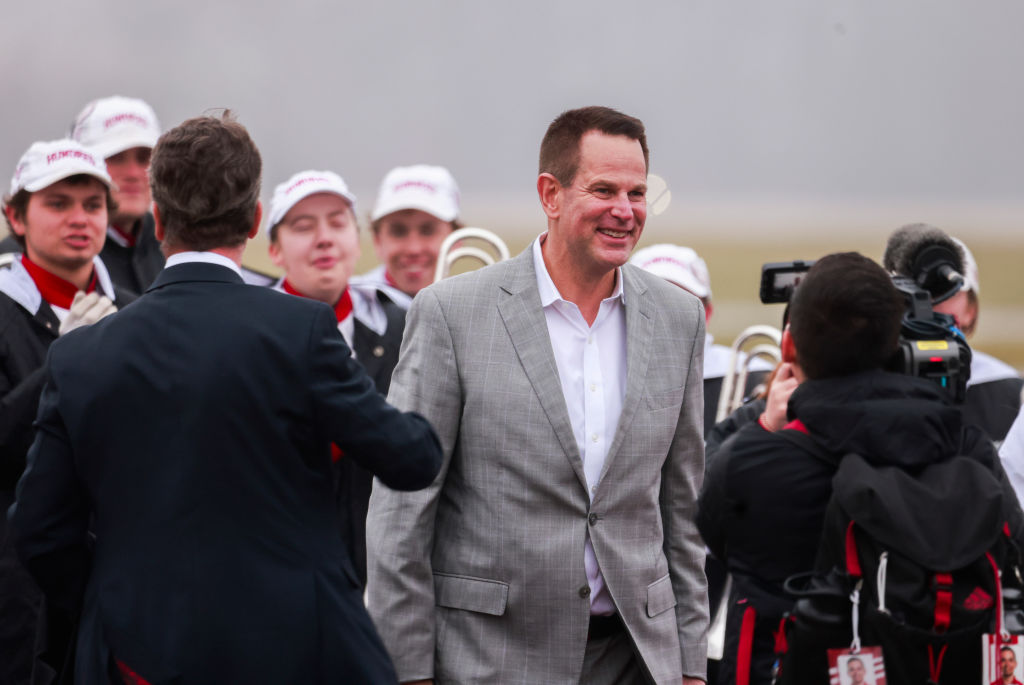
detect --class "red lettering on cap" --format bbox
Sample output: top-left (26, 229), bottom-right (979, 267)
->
top-left (45, 150), bottom-right (98, 166)
top-left (104, 113), bottom-right (150, 129)
top-left (285, 177), bottom-right (332, 195)
top-left (392, 180), bottom-right (436, 193)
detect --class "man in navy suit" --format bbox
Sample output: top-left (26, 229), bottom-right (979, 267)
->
top-left (9, 112), bottom-right (442, 685)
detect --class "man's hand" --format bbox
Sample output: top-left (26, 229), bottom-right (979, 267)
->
top-left (759, 361), bottom-right (799, 432)
top-left (683, 677), bottom-right (706, 684)
top-left (59, 291), bottom-right (117, 336)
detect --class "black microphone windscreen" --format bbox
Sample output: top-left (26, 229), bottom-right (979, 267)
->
top-left (882, 223), bottom-right (965, 278)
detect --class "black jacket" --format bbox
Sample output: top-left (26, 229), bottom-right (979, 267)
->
top-left (98, 213), bottom-right (164, 296)
top-left (10, 262), bottom-right (441, 684)
top-left (697, 370), bottom-right (1024, 685)
top-left (0, 278), bottom-right (133, 685)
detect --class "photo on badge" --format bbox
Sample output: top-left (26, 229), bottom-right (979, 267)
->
top-left (828, 646), bottom-right (886, 685)
top-left (984, 635), bottom-right (1024, 685)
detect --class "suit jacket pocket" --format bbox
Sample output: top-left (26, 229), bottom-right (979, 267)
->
top-left (434, 572), bottom-right (509, 616)
top-left (646, 573), bottom-right (677, 618)
top-left (645, 386), bottom-right (684, 410)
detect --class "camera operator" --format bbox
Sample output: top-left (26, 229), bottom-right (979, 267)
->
top-left (696, 252), bottom-right (1021, 685)
top-left (882, 224), bottom-right (1022, 444)
top-left (939, 237), bottom-right (1022, 443)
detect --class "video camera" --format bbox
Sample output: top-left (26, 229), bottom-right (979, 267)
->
top-left (759, 226), bottom-right (972, 402)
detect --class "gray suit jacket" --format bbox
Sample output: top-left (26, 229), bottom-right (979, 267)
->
top-left (366, 247), bottom-right (708, 684)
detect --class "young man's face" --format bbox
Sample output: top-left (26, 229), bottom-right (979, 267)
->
top-left (544, 130), bottom-right (647, 281)
top-left (269, 192), bottom-right (360, 305)
top-left (7, 177), bottom-right (107, 276)
top-left (933, 289), bottom-right (977, 335)
top-left (846, 657), bottom-right (866, 684)
top-left (372, 208), bottom-right (453, 296)
top-left (1002, 648), bottom-right (1017, 678)
top-left (105, 146), bottom-right (152, 226)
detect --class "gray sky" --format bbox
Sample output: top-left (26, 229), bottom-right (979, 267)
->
top-left (3, 0), bottom-right (1023, 238)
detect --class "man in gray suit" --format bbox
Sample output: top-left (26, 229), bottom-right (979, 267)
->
top-left (367, 106), bottom-right (708, 684)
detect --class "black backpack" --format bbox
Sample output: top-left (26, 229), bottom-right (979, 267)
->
top-left (776, 432), bottom-right (1022, 684)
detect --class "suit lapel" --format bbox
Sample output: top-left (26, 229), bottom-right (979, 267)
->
top-left (497, 250), bottom-right (588, 490)
top-left (598, 266), bottom-right (653, 487)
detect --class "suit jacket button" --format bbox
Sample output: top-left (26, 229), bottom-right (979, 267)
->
top-left (588, 512), bottom-right (598, 525)
top-left (372, 345), bottom-right (385, 358)
top-left (579, 585), bottom-right (591, 598)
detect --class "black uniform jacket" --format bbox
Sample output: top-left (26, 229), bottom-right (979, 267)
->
top-left (98, 213), bottom-right (164, 296)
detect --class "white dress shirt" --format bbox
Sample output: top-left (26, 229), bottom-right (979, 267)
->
top-left (532, 235), bottom-right (626, 616)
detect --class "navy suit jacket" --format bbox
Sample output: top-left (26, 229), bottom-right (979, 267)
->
top-left (10, 262), bottom-right (441, 684)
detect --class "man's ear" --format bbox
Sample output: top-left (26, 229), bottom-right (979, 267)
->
top-left (537, 173), bottom-right (562, 220)
top-left (248, 201), bottom-right (262, 240)
top-left (781, 326), bottom-right (797, 363)
top-left (5, 205), bottom-right (26, 237)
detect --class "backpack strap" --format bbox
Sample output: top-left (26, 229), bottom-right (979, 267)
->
top-left (735, 603), bottom-right (757, 685)
top-left (933, 572), bottom-right (953, 633)
top-left (845, 522), bottom-right (862, 578)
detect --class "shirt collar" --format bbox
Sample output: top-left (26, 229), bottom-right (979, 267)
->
top-left (531, 232), bottom-right (625, 307)
top-left (165, 251), bottom-right (243, 278)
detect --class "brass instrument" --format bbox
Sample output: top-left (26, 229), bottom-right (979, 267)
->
top-left (433, 227), bottom-right (510, 283)
top-left (715, 324), bottom-right (782, 424)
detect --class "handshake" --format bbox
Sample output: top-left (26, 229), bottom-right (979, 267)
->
top-left (59, 291), bottom-right (118, 336)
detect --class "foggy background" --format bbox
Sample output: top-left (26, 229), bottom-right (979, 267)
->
top-left (3, 0), bottom-right (1022, 360)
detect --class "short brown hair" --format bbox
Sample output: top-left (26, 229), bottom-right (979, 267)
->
top-left (3, 175), bottom-right (116, 250)
top-left (150, 112), bottom-right (261, 252)
top-left (789, 252), bottom-right (904, 380)
top-left (539, 106), bottom-right (649, 186)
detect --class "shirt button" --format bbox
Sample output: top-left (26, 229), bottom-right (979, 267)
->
top-left (587, 337), bottom-right (593, 345)
top-left (588, 512), bottom-right (598, 525)
top-left (590, 383), bottom-right (597, 392)
top-left (591, 434), bottom-right (599, 443)
top-left (372, 345), bottom-right (385, 358)
top-left (579, 585), bottom-right (591, 598)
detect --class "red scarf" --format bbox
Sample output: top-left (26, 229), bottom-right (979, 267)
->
top-left (281, 280), bottom-right (353, 323)
top-left (21, 255), bottom-right (97, 309)
top-left (110, 223), bottom-right (137, 247)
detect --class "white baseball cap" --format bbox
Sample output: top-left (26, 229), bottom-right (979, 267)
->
top-left (952, 237), bottom-right (980, 295)
top-left (371, 164), bottom-right (460, 223)
top-left (267, 170), bottom-right (357, 236)
top-left (8, 139), bottom-right (114, 197)
top-left (630, 243), bottom-right (712, 300)
top-left (71, 96), bottom-right (161, 159)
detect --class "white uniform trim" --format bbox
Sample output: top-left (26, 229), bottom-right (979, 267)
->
top-left (967, 350), bottom-right (1022, 387)
top-left (0, 255), bottom-right (116, 323)
top-left (1000, 407), bottom-right (1024, 506)
top-left (350, 264), bottom-right (413, 311)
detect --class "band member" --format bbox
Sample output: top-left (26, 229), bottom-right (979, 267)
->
top-left (267, 169), bottom-right (406, 584)
top-left (70, 95), bottom-right (164, 294)
top-left (1, 138), bottom-right (130, 684)
top-left (351, 164), bottom-right (460, 307)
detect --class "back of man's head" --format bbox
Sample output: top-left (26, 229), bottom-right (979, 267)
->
top-left (789, 252), bottom-right (903, 380)
top-left (539, 106), bottom-right (649, 186)
top-left (150, 112), bottom-right (261, 252)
